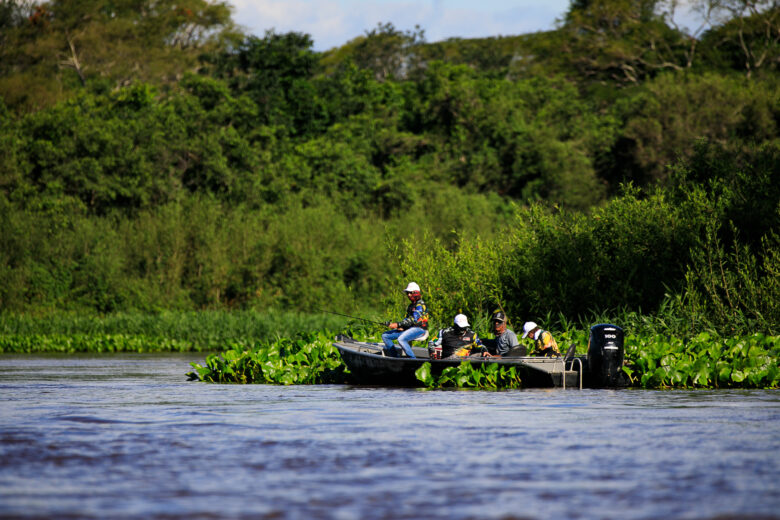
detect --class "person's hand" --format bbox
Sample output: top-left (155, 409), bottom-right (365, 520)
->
top-left (389, 322), bottom-right (398, 330)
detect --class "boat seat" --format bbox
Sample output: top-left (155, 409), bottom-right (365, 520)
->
top-left (390, 330), bottom-right (430, 358)
top-left (504, 345), bottom-right (527, 358)
top-left (412, 329), bottom-right (429, 343)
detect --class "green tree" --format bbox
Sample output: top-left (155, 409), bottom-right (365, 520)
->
top-left (403, 63), bottom-right (614, 208)
top-left (558, 0), bottom-right (694, 85)
top-left (348, 22), bottom-right (426, 81)
top-left (203, 30), bottom-right (327, 136)
top-left (697, 1), bottom-right (780, 77)
top-left (613, 71), bottom-right (779, 183)
top-left (418, 36), bottom-right (521, 77)
top-left (0, 0), bottom-right (238, 113)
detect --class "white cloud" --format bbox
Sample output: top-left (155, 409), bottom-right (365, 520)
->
top-left (227, 0), bottom-right (572, 51)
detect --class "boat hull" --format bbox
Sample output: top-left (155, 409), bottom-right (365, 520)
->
top-left (334, 337), bottom-right (582, 388)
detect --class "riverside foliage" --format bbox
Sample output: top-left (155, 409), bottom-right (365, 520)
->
top-left (1, 1), bottom-right (779, 379)
top-left (0, 310), bottom-right (776, 389)
top-left (184, 328), bottom-right (779, 389)
top-left (1, 2), bottom-right (778, 338)
top-left (0, 309), bottom-right (347, 350)
top-left (186, 331), bottom-right (349, 384)
top-left (623, 332), bottom-right (780, 389)
top-left (414, 362), bottom-right (523, 390)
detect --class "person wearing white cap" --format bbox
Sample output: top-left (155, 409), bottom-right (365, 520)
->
top-left (429, 314), bottom-right (486, 359)
top-left (520, 321), bottom-right (560, 357)
top-left (382, 282), bottom-right (429, 358)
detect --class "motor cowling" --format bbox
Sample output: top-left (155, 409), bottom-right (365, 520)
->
top-left (587, 324), bottom-right (624, 388)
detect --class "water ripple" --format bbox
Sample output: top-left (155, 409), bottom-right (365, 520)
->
top-left (0, 354), bottom-right (779, 520)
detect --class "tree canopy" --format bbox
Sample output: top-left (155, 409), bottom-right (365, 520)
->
top-left (0, 0), bottom-right (777, 333)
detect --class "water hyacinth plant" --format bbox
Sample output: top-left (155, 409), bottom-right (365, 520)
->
top-left (187, 332), bottom-right (349, 385)
top-left (415, 361), bottom-right (522, 390)
top-left (0, 333), bottom-right (196, 353)
top-left (2, 310), bottom-right (776, 389)
top-left (0, 310), bottom-right (348, 351)
top-left (186, 327), bottom-right (779, 389)
top-left (623, 332), bottom-right (780, 389)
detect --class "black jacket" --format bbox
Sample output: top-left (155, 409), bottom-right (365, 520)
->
top-left (433, 326), bottom-right (484, 358)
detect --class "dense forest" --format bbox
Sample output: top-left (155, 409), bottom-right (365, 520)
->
top-left (0, 0), bottom-right (778, 336)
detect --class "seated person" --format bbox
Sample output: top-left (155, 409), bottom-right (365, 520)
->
top-left (382, 282), bottom-right (429, 358)
top-left (482, 311), bottom-right (524, 357)
top-left (520, 321), bottom-right (561, 357)
top-left (429, 314), bottom-right (486, 359)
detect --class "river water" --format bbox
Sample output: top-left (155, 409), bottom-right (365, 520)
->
top-left (0, 353), bottom-right (778, 520)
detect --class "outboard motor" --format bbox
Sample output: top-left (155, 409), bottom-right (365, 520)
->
top-left (587, 324), bottom-right (624, 388)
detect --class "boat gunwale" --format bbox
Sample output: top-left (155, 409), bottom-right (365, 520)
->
top-left (333, 339), bottom-right (574, 372)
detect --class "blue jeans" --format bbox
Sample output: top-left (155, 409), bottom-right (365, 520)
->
top-left (381, 327), bottom-right (425, 358)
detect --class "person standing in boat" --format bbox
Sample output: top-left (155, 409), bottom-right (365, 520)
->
top-left (482, 311), bottom-right (523, 357)
top-left (429, 314), bottom-right (487, 359)
top-left (381, 282), bottom-right (429, 358)
top-left (520, 321), bottom-right (561, 357)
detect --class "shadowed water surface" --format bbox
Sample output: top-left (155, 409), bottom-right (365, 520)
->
top-left (0, 354), bottom-right (778, 520)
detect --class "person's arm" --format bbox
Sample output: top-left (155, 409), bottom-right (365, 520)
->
top-left (390, 304), bottom-right (410, 329)
top-left (481, 348), bottom-right (501, 357)
top-left (398, 303), bottom-right (425, 329)
top-left (481, 337), bottom-right (497, 356)
top-left (487, 332), bottom-right (511, 357)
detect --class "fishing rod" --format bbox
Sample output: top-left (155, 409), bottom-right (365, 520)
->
top-left (316, 309), bottom-right (388, 327)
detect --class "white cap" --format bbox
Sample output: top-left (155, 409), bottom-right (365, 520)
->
top-left (454, 314), bottom-right (469, 328)
top-left (404, 282), bottom-right (420, 292)
top-left (521, 321), bottom-right (537, 339)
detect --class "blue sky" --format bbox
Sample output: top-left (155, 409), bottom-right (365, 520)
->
top-left (228, 0), bottom-right (580, 51)
top-left (228, 1), bottom-right (706, 52)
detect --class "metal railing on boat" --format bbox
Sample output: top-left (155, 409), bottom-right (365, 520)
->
top-left (569, 357), bottom-right (583, 390)
top-left (556, 356), bottom-right (583, 390)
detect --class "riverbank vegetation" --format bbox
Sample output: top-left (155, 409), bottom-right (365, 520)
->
top-left (3, 307), bottom-right (774, 388)
top-left (185, 326), bottom-right (779, 389)
top-left (1, 1), bottom-right (778, 386)
top-left (186, 331), bottom-right (349, 384)
top-left (0, 310), bottom-right (348, 352)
